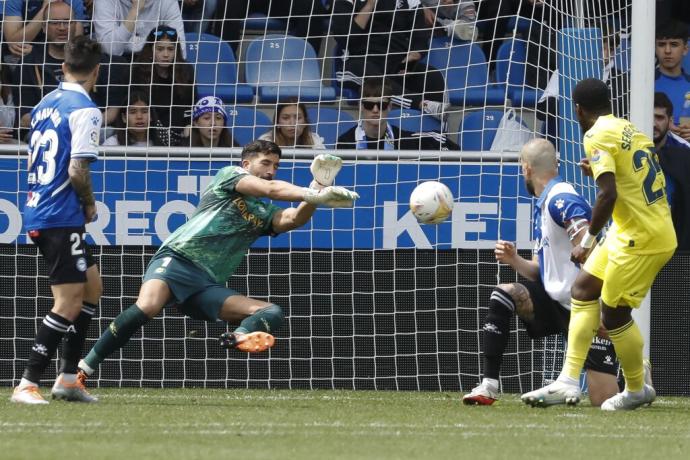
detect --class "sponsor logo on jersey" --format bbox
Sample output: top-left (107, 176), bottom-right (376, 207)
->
top-left (232, 197), bottom-right (266, 229)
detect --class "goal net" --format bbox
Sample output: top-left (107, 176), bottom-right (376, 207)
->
top-left (0, 0), bottom-right (632, 393)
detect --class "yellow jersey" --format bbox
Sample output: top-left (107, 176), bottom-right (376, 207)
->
top-left (583, 114), bottom-right (677, 254)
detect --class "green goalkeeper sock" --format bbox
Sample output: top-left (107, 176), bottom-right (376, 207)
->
top-left (234, 304), bottom-right (284, 335)
top-left (80, 304), bottom-right (150, 374)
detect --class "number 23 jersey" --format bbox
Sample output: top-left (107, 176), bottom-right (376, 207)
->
top-left (584, 114), bottom-right (676, 254)
top-left (24, 82), bottom-right (101, 231)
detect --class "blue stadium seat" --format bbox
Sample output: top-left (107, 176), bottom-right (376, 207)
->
top-left (494, 39), bottom-right (542, 107)
top-left (424, 37), bottom-right (505, 106)
top-left (457, 110), bottom-right (505, 150)
top-left (306, 107), bottom-right (356, 149)
top-left (244, 12), bottom-right (288, 31)
top-left (245, 34), bottom-right (336, 103)
top-left (387, 108), bottom-right (442, 134)
top-left (226, 106), bottom-right (272, 146)
top-left (506, 15), bottom-right (534, 35)
top-left (185, 33), bottom-right (254, 103)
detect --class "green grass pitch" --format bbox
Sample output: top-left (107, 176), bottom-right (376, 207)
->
top-left (2, 388), bottom-right (690, 460)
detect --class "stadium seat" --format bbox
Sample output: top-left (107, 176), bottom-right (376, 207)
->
top-left (424, 37), bottom-right (505, 106)
top-left (457, 110), bottom-right (506, 150)
top-left (244, 12), bottom-right (288, 31)
top-left (244, 34), bottom-right (337, 103)
top-left (226, 106), bottom-right (272, 146)
top-left (185, 33), bottom-right (254, 103)
top-left (306, 107), bottom-right (357, 149)
top-left (494, 39), bottom-right (542, 107)
top-left (387, 108), bottom-right (442, 134)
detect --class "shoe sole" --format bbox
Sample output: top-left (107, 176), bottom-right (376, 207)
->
top-left (51, 392), bottom-right (98, 403)
top-left (10, 396), bottom-right (49, 405)
top-left (462, 395), bottom-right (497, 406)
top-left (235, 332), bottom-right (275, 353)
top-left (522, 395), bottom-right (580, 408)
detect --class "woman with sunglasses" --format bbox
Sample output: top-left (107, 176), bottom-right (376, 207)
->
top-left (259, 100), bottom-right (325, 149)
top-left (132, 25), bottom-right (195, 146)
top-left (103, 88), bottom-right (163, 146)
top-left (337, 78), bottom-right (458, 151)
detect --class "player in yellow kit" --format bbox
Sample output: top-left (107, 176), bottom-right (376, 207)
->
top-left (522, 78), bottom-right (677, 410)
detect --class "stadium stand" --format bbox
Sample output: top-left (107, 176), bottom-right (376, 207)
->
top-left (225, 105), bottom-right (272, 146)
top-left (305, 107), bottom-right (356, 149)
top-left (457, 109), bottom-right (507, 151)
top-left (387, 108), bottom-right (443, 135)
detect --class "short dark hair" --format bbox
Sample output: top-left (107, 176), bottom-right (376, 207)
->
top-left (241, 139), bottom-right (282, 161)
top-left (655, 21), bottom-right (689, 42)
top-left (572, 78), bottom-right (611, 113)
top-left (64, 35), bottom-right (101, 75)
top-left (654, 92), bottom-right (674, 118)
top-left (361, 77), bottom-right (392, 99)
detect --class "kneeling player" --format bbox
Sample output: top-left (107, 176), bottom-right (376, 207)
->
top-left (78, 141), bottom-right (358, 381)
top-left (463, 138), bottom-right (620, 407)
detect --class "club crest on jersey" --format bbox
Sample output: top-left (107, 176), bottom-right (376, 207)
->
top-left (76, 257), bottom-right (87, 272)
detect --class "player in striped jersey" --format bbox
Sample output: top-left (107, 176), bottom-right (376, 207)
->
top-left (11, 36), bottom-right (103, 405)
top-left (463, 138), bottom-right (619, 406)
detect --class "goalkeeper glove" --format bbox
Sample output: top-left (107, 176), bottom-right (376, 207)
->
top-left (309, 154), bottom-right (343, 190)
top-left (303, 186), bottom-right (359, 208)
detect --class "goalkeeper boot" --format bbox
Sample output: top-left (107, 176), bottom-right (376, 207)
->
top-left (462, 380), bottom-right (499, 406)
top-left (51, 371), bottom-right (98, 403)
top-left (219, 331), bottom-right (275, 353)
top-left (10, 384), bottom-right (49, 405)
top-left (600, 384), bottom-right (656, 411)
top-left (521, 380), bottom-right (581, 407)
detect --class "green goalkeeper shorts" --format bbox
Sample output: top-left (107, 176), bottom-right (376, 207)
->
top-left (143, 248), bottom-right (239, 322)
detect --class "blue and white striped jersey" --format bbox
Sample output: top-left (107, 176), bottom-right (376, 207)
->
top-left (533, 177), bottom-right (592, 309)
top-left (24, 82), bottom-right (101, 231)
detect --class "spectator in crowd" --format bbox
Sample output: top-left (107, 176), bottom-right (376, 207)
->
top-left (13, 1), bottom-right (127, 131)
top-left (0, 62), bottom-right (17, 143)
top-left (421, 0), bottom-right (477, 41)
top-left (3, 0), bottom-right (86, 57)
top-left (103, 88), bottom-right (163, 146)
top-left (331, 0), bottom-right (447, 118)
top-left (93, 0), bottom-right (186, 58)
top-left (215, 0), bottom-right (327, 56)
top-left (654, 20), bottom-right (690, 141)
top-left (132, 25), bottom-right (195, 146)
top-left (259, 101), bottom-right (324, 149)
top-left (653, 92), bottom-right (690, 251)
top-left (188, 95), bottom-right (237, 148)
top-left (180, 0), bottom-right (218, 34)
top-left (337, 78), bottom-right (457, 151)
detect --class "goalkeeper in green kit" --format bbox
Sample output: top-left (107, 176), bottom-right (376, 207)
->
top-left (78, 140), bottom-right (357, 381)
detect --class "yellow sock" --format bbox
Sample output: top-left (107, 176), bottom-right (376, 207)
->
top-left (608, 320), bottom-right (645, 392)
top-left (562, 299), bottom-right (600, 380)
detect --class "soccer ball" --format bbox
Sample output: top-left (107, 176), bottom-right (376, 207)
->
top-left (409, 181), bottom-right (454, 224)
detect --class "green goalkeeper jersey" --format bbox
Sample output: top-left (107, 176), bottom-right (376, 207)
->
top-left (161, 166), bottom-right (281, 283)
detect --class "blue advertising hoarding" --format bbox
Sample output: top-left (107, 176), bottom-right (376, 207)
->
top-left (0, 156), bottom-right (534, 249)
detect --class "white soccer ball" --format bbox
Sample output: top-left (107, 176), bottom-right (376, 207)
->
top-left (409, 181), bottom-right (454, 225)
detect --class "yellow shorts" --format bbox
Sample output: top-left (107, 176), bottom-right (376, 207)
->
top-left (583, 240), bottom-right (674, 308)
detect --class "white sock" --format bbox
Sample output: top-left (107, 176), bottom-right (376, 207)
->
top-left (78, 359), bottom-right (95, 376)
top-left (59, 373), bottom-right (77, 384)
top-left (482, 377), bottom-right (499, 389)
top-left (556, 374), bottom-right (579, 387)
top-left (18, 378), bottom-right (38, 389)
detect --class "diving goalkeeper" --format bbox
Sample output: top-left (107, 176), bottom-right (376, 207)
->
top-left (78, 140), bottom-right (357, 381)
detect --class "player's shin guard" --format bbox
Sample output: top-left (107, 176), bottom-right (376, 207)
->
top-left (59, 302), bottom-right (97, 374)
top-left (23, 312), bottom-right (73, 384)
top-left (482, 288), bottom-right (514, 380)
top-left (561, 298), bottom-right (600, 381)
top-left (80, 304), bottom-right (149, 374)
top-left (234, 304), bottom-right (284, 335)
top-left (608, 320), bottom-right (645, 392)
